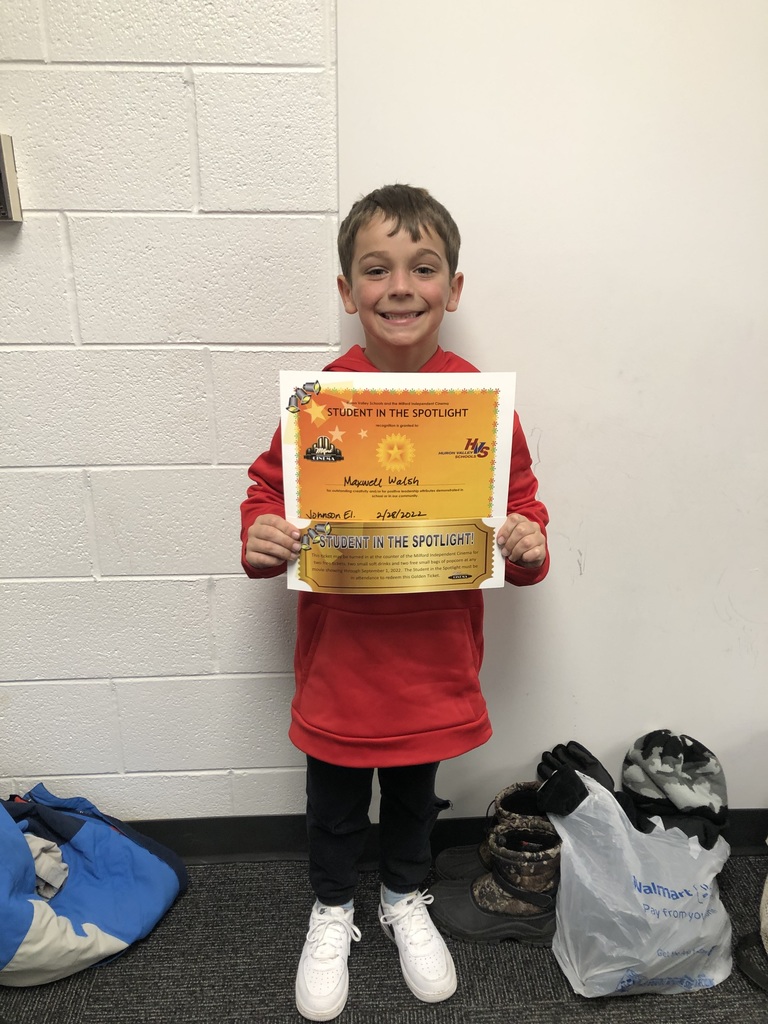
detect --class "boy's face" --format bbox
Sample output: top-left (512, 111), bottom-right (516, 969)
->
top-left (337, 213), bottom-right (463, 372)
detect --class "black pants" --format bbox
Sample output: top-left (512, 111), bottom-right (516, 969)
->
top-left (305, 755), bottom-right (449, 906)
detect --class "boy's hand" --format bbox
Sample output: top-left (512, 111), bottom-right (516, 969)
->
top-left (497, 513), bottom-right (547, 568)
top-left (246, 514), bottom-right (302, 569)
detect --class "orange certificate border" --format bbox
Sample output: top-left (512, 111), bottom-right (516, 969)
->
top-left (280, 372), bottom-right (516, 594)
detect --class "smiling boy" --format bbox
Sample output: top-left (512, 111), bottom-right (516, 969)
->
top-left (336, 211), bottom-right (463, 372)
top-left (240, 185), bottom-right (549, 1021)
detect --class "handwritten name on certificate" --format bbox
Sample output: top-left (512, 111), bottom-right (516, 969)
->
top-left (280, 372), bottom-right (516, 595)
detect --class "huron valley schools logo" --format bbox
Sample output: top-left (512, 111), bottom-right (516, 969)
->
top-left (438, 437), bottom-right (491, 459)
top-left (465, 438), bottom-right (490, 458)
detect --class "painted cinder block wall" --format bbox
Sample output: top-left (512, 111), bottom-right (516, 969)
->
top-left (0, 0), bottom-right (338, 819)
top-left (4, 2), bottom-right (766, 823)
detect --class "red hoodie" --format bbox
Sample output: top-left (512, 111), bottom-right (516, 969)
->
top-left (240, 345), bottom-right (549, 767)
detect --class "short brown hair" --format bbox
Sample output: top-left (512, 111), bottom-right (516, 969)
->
top-left (337, 184), bottom-right (461, 280)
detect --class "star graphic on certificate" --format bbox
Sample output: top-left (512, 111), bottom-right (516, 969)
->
top-left (376, 433), bottom-right (415, 468)
top-left (305, 399), bottom-right (328, 426)
top-left (329, 426), bottom-right (345, 443)
top-left (358, 428), bottom-right (368, 439)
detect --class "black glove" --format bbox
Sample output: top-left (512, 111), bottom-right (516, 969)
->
top-left (536, 742), bottom-right (655, 833)
top-left (537, 740), bottom-right (615, 791)
top-left (536, 763), bottom-right (590, 817)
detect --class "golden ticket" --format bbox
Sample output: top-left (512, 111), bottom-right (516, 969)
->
top-left (280, 372), bottom-right (516, 594)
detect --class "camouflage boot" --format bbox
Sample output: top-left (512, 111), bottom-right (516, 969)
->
top-left (428, 820), bottom-right (560, 945)
top-left (433, 780), bottom-right (549, 881)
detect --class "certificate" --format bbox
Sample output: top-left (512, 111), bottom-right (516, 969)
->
top-left (280, 372), bottom-right (516, 594)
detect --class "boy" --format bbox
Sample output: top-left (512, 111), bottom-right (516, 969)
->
top-left (240, 185), bottom-right (549, 1021)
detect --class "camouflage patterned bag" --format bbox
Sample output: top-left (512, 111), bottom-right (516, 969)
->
top-left (621, 730), bottom-right (728, 848)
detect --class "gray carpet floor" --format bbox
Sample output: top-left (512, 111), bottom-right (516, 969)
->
top-left (0, 855), bottom-right (766, 1024)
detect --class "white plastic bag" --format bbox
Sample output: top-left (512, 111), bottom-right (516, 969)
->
top-left (548, 772), bottom-right (732, 997)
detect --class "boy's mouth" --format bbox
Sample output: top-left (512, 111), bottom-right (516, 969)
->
top-left (379, 312), bottom-right (423, 321)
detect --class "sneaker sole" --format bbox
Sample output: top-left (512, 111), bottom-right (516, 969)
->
top-left (295, 986), bottom-right (348, 1023)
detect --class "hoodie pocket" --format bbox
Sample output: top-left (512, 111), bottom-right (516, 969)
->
top-left (295, 604), bottom-right (484, 739)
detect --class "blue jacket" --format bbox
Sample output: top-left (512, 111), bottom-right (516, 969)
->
top-left (0, 784), bottom-right (187, 986)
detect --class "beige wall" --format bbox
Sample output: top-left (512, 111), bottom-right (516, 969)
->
top-left (339, 0), bottom-right (768, 810)
top-left (0, 1), bottom-right (765, 819)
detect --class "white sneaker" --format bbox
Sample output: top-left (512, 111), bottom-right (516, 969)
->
top-left (378, 887), bottom-right (457, 1003)
top-left (295, 902), bottom-right (361, 1022)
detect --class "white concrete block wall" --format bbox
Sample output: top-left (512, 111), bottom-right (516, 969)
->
top-left (2, 350), bottom-right (212, 465)
top-left (0, 1), bottom-right (338, 820)
top-left (1, 70), bottom-right (192, 210)
top-left (46, 0), bottom-right (328, 65)
top-left (0, 216), bottom-right (70, 343)
top-left (1, 471), bottom-right (92, 578)
top-left (0, 7), bottom-right (42, 62)
top-left (69, 215), bottom-right (333, 344)
top-left (196, 72), bottom-right (337, 210)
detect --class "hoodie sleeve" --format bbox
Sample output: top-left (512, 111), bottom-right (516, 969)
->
top-left (505, 412), bottom-right (550, 587)
top-left (239, 425), bottom-right (288, 579)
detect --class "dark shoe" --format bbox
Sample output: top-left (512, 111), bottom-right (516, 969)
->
top-left (433, 780), bottom-right (550, 881)
top-left (429, 822), bottom-right (560, 945)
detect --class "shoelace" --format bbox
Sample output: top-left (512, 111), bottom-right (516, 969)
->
top-left (306, 909), bottom-right (362, 962)
top-left (380, 891), bottom-right (435, 948)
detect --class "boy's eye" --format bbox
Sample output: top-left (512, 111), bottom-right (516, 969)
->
top-left (415, 265), bottom-right (436, 275)
top-left (364, 267), bottom-right (387, 277)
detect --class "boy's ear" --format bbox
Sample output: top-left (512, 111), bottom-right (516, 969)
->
top-left (446, 271), bottom-right (464, 312)
top-left (337, 275), bottom-right (358, 314)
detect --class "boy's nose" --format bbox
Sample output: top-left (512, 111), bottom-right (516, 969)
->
top-left (387, 268), bottom-right (413, 296)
